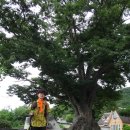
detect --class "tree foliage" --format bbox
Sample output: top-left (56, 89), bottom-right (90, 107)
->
top-left (0, 119), bottom-right (11, 128)
top-left (118, 107), bottom-right (130, 117)
top-left (116, 87), bottom-right (130, 117)
top-left (51, 104), bottom-right (74, 122)
top-left (117, 87), bottom-right (130, 108)
top-left (123, 124), bottom-right (130, 130)
top-left (0, 106), bottom-right (29, 128)
top-left (0, 0), bottom-right (130, 129)
top-left (0, 110), bottom-right (12, 128)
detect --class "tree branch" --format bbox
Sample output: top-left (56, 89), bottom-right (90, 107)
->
top-left (69, 95), bottom-right (83, 116)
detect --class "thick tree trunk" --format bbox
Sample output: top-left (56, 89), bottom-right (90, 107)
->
top-left (69, 114), bottom-right (100, 130)
top-left (69, 96), bottom-right (100, 130)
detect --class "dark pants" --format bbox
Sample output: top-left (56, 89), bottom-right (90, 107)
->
top-left (31, 126), bottom-right (46, 130)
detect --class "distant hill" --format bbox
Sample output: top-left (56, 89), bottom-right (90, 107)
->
top-left (117, 87), bottom-right (130, 108)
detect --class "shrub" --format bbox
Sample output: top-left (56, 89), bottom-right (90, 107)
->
top-left (123, 124), bottom-right (130, 130)
top-left (0, 119), bottom-right (11, 128)
top-left (65, 114), bottom-right (73, 122)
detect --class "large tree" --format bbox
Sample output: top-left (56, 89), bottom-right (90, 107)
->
top-left (0, 0), bottom-right (130, 130)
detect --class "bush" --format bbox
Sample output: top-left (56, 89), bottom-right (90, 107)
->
top-left (123, 124), bottom-right (130, 130)
top-left (59, 124), bottom-right (65, 128)
top-left (65, 114), bottom-right (73, 122)
top-left (0, 106), bottom-right (29, 129)
top-left (0, 119), bottom-right (11, 128)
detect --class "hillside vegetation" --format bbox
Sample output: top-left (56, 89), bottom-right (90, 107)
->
top-left (117, 87), bottom-right (130, 108)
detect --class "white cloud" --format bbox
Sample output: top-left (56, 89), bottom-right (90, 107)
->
top-left (0, 67), bottom-right (40, 110)
top-left (0, 76), bottom-right (25, 110)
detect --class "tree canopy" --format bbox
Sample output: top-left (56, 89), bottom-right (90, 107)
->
top-left (0, 0), bottom-right (130, 130)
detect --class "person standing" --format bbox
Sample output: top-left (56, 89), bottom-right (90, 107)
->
top-left (29, 88), bottom-right (50, 130)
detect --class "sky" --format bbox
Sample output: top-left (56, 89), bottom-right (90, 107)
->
top-left (0, 66), bottom-right (40, 110)
top-left (0, 76), bottom-right (25, 110)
